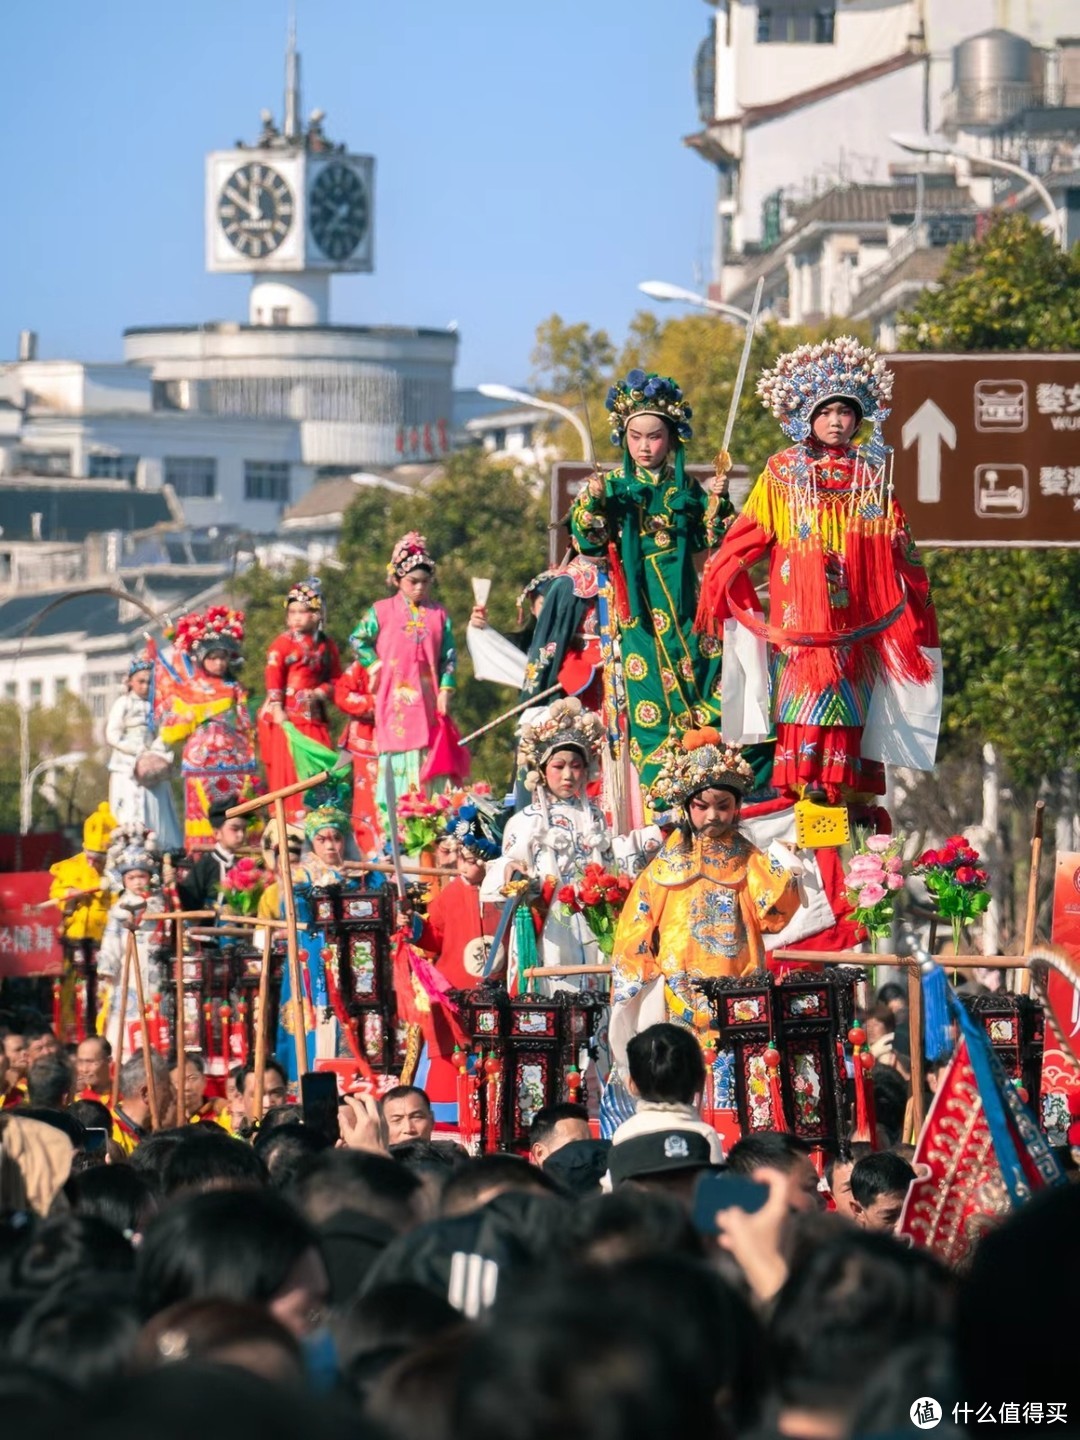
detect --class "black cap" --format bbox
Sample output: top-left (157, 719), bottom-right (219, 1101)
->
top-left (607, 1129), bottom-right (717, 1185)
top-left (208, 796), bottom-right (241, 831)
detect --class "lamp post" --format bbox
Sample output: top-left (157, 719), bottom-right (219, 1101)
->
top-left (21, 750), bottom-right (87, 834)
top-left (637, 280), bottom-right (754, 325)
top-left (476, 383), bottom-right (594, 462)
top-left (890, 131), bottom-right (1066, 251)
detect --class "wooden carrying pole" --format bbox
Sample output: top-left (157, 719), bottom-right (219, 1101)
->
top-left (1017, 800), bottom-right (1045, 996)
top-left (125, 927), bottom-right (160, 1131)
top-left (228, 774), bottom-right (336, 1090)
top-left (251, 913), bottom-right (277, 1119)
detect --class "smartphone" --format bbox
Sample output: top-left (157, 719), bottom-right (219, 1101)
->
top-left (301, 1071), bottom-right (341, 1145)
top-left (692, 1171), bottom-right (770, 1236)
top-left (83, 1127), bottom-right (109, 1156)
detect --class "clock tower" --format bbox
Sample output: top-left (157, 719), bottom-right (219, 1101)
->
top-left (205, 22), bottom-right (375, 326)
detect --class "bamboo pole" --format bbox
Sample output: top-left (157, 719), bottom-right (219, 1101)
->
top-left (174, 913), bottom-right (186, 1126)
top-left (109, 930), bottom-right (134, 1109)
top-left (1017, 801), bottom-right (1045, 996)
top-left (251, 912), bottom-right (278, 1120)
top-left (906, 961), bottom-right (925, 1139)
top-left (126, 927), bottom-right (160, 1131)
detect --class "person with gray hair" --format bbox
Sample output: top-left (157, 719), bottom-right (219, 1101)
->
top-left (116, 1051), bottom-right (175, 1149)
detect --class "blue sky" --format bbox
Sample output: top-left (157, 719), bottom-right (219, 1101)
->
top-left (0, 1), bottom-right (717, 388)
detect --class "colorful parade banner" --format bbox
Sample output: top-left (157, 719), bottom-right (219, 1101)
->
top-left (1031, 867), bottom-right (1080, 1146)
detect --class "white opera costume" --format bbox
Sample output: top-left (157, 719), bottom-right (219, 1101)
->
top-left (105, 689), bottom-right (182, 851)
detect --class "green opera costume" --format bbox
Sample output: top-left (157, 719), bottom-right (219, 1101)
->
top-left (568, 370), bottom-right (733, 792)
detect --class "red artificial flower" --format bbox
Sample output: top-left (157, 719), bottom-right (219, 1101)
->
top-left (580, 886), bottom-right (602, 907)
top-left (918, 849), bottom-right (939, 867)
top-left (974, 869), bottom-right (989, 884)
top-left (540, 876), bottom-right (557, 907)
top-left (946, 834), bottom-right (968, 847)
top-left (557, 884), bottom-right (578, 907)
top-left (955, 866), bottom-right (977, 885)
top-left (604, 886), bottom-right (622, 904)
top-left (616, 874), bottom-right (633, 893)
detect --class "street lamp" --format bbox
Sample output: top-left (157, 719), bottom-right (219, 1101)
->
top-left (638, 280), bottom-right (754, 325)
top-left (21, 751), bottom-right (87, 834)
top-left (476, 383), bottom-right (594, 461)
top-left (890, 131), bottom-right (1066, 251)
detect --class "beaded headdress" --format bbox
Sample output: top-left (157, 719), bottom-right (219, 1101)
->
top-left (757, 336), bottom-right (893, 460)
top-left (518, 697), bottom-right (606, 792)
top-left (388, 532), bottom-right (436, 584)
top-left (105, 822), bottom-right (161, 882)
top-left (128, 653), bottom-right (153, 677)
top-left (605, 370), bottom-right (693, 447)
top-left (286, 576), bottom-right (323, 614)
top-left (647, 728), bottom-right (755, 812)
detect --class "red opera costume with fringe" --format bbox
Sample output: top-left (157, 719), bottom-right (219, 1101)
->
top-left (697, 440), bottom-right (938, 800)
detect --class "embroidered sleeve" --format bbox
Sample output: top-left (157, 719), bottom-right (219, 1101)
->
top-left (264, 636), bottom-right (288, 704)
top-left (349, 607), bottom-right (380, 671)
top-left (438, 614), bottom-right (457, 690)
top-left (611, 868), bottom-right (664, 1004)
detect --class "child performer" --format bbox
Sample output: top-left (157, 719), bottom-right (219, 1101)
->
top-left (348, 532), bottom-right (457, 808)
top-left (105, 654), bottom-right (181, 851)
top-left (96, 836), bottom-right (168, 1055)
top-left (258, 577), bottom-right (342, 820)
top-left (484, 698), bottom-right (615, 994)
top-left (695, 337), bottom-right (940, 806)
top-left (156, 607), bottom-right (259, 850)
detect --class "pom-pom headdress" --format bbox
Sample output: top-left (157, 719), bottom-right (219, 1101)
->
top-left (517, 697), bottom-right (605, 792)
top-left (286, 576), bottom-right (323, 614)
top-left (388, 532), bottom-right (436, 585)
top-left (104, 821), bottom-right (161, 884)
top-left (647, 728), bottom-right (755, 812)
top-left (448, 797), bottom-right (503, 861)
top-left (172, 606), bottom-right (245, 662)
top-left (757, 336), bottom-right (893, 458)
top-left (605, 370), bottom-right (692, 448)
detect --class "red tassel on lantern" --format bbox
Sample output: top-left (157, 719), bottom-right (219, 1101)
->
top-left (483, 1052), bottom-right (502, 1153)
top-left (763, 1043), bottom-right (788, 1132)
top-left (849, 1026), bottom-right (879, 1147)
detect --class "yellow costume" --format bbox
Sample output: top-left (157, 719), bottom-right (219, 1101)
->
top-left (612, 828), bottom-right (801, 1030)
top-left (48, 803), bottom-right (117, 942)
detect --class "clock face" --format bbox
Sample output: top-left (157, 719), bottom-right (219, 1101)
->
top-left (217, 163), bottom-right (294, 259)
top-left (309, 163), bottom-right (370, 260)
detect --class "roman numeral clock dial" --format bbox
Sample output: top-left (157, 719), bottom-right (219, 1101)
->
top-left (218, 163), bottom-right (294, 259)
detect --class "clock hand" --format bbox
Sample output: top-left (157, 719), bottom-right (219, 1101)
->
top-left (224, 184), bottom-right (259, 219)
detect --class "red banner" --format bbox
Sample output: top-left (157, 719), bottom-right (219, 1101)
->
top-left (0, 873), bottom-right (64, 977)
top-left (1038, 856), bottom-right (1080, 1142)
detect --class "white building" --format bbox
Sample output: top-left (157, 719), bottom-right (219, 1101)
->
top-left (0, 26), bottom-right (457, 535)
top-left (689, 1), bottom-right (1080, 292)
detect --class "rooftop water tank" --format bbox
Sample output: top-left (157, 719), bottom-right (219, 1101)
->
top-left (951, 29), bottom-right (1043, 126)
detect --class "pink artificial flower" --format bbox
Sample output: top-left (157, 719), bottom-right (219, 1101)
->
top-left (864, 835), bottom-right (893, 853)
top-left (848, 857), bottom-right (884, 881)
top-left (884, 855), bottom-right (903, 873)
top-left (885, 874), bottom-right (904, 891)
top-left (858, 883), bottom-right (887, 906)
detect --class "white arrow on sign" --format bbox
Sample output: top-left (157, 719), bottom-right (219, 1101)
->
top-left (901, 399), bottom-right (956, 505)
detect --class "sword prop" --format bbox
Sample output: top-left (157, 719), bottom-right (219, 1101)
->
top-left (458, 684), bottom-right (563, 747)
top-left (715, 276), bottom-right (765, 479)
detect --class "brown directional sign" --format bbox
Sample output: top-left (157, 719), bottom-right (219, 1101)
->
top-left (548, 462), bottom-right (749, 566)
top-left (885, 353), bottom-right (1080, 547)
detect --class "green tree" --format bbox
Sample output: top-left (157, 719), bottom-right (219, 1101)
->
top-left (0, 694), bottom-right (108, 835)
top-left (898, 213), bottom-right (1080, 945)
top-left (531, 314), bottom-right (615, 394)
top-left (900, 212), bottom-right (1080, 352)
